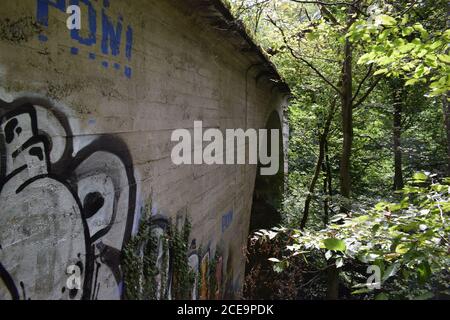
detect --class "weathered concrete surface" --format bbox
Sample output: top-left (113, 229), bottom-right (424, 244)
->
top-left (0, 0), bottom-right (289, 300)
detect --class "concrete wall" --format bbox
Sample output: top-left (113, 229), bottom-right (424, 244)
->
top-left (0, 0), bottom-right (288, 300)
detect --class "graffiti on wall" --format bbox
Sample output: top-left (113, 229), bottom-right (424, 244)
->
top-left (0, 96), bottom-right (239, 300)
top-left (221, 210), bottom-right (233, 233)
top-left (198, 249), bottom-right (226, 300)
top-left (149, 216), bottom-right (172, 300)
top-left (187, 247), bottom-right (199, 300)
top-left (0, 97), bottom-right (136, 300)
top-left (199, 251), bottom-right (209, 300)
top-left (35, 0), bottom-right (134, 78)
top-left (122, 205), bottom-right (235, 301)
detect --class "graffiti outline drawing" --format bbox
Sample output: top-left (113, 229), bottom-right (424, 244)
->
top-left (0, 97), bottom-right (136, 300)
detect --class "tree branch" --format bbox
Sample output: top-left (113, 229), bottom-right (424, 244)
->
top-left (267, 15), bottom-right (342, 96)
top-left (400, 0), bottom-right (418, 16)
top-left (290, 0), bottom-right (357, 6)
top-left (353, 76), bottom-right (382, 108)
top-left (289, 0), bottom-right (368, 17)
top-left (352, 64), bottom-right (373, 102)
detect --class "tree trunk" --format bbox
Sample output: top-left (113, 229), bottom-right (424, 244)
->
top-left (300, 100), bottom-right (337, 229)
top-left (444, 3), bottom-right (450, 176)
top-left (323, 167), bottom-right (329, 226)
top-left (443, 94), bottom-right (450, 176)
top-left (393, 85), bottom-right (404, 190)
top-left (339, 35), bottom-right (353, 214)
top-left (327, 265), bottom-right (339, 300)
top-left (322, 140), bottom-right (332, 226)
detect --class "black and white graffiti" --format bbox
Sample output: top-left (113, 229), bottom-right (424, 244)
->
top-left (148, 216), bottom-right (172, 300)
top-left (187, 248), bottom-right (199, 300)
top-left (0, 97), bottom-right (136, 300)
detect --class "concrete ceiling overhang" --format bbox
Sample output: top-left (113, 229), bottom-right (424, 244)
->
top-left (171, 0), bottom-right (292, 96)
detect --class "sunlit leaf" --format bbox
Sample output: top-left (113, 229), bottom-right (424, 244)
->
top-left (323, 238), bottom-right (347, 252)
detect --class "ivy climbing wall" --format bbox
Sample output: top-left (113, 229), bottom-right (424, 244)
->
top-left (0, 0), bottom-right (288, 300)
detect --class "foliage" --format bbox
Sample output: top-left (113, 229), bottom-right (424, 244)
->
top-left (349, 5), bottom-right (449, 96)
top-left (263, 174), bottom-right (450, 299)
top-left (122, 207), bottom-right (159, 300)
top-left (244, 230), bottom-right (312, 299)
top-left (170, 218), bottom-right (197, 300)
top-left (230, 0), bottom-right (450, 300)
top-left (122, 209), bottom-right (196, 300)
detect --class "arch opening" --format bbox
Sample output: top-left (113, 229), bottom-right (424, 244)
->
top-left (244, 110), bottom-right (285, 299)
top-left (248, 111), bottom-right (284, 233)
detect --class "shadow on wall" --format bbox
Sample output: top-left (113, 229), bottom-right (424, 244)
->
top-left (244, 111), bottom-right (284, 299)
top-left (248, 111), bottom-right (284, 232)
top-left (0, 97), bottom-right (136, 300)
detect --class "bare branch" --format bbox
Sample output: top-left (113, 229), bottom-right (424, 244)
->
top-left (290, 0), bottom-right (357, 6)
top-left (303, 7), bottom-right (312, 22)
top-left (352, 64), bottom-right (373, 102)
top-left (353, 76), bottom-right (382, 108)
top-left (289, 0), bottom-right (368, 17)
top-left (400, 0), bottom-right (418, 16)
top-left (267, 15), bottom-right (342, 96)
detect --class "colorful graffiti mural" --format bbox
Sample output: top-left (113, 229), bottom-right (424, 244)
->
top-left (0, 97), bottom-right (136, 300)
top-left (199, 251), bottom-right (209, 300)
top-left (120, 207), bottom-right (235, 301)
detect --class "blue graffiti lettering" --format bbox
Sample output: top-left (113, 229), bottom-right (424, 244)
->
top-left (36, 0), bottom-right (66, 26)
top-left (125, 26), bottom-right (133, 61)
top-left (70, 0), bottom-right (97, 46)
top-left (222, 211), bottom-right (233, 233)
top-left (35, 0), bottom-right (133, 78)
top-left (101, 10), bottom-right (123, 56)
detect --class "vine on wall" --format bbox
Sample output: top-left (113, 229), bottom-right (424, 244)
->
top-left (170, 219), bottom-right (196, 300)
top-left (121, 203), bottom-right (197, 300)
top-left (122, 205), bottom-right (159, 300)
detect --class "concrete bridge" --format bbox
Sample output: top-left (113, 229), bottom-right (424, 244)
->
top-left (0, 0), bottom-right (289, 300)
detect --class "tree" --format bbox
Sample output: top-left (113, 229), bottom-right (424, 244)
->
top-left (391, 79), bottom-right (405, 190)
top-left (231, 0), bottom-right (450, 300)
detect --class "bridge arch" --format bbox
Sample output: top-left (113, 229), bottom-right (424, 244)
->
top-left (248, 110), bottom-right (285, 232)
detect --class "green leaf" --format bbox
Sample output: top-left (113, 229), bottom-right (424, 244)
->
top-left (375, 293), bottom-right (389, 300)
top-left (395, 243), bottom-right (410, 254)
top-left (417, 261), bottom-right (431, 284)
top-left (426, 59), bottom-right (438, 69)
top-left (358, 52), bottom-right (376, 65)
top-left (398, 43), bottom-right (416, 53)
top-left (382, 263), bottom-right (399, 282)
top-left (323, 238), bottom-right (347, 252)
top-left (413, 172), bottom-right (428, 182)
top-left (401, 15), bottom-right (409, 26)
top-left (430, 40), bottom-right (443, 50)
top-left (413, 23), bottom-right (429, 40)
top-left (377, 15), bottom-right (397, 26)
top-left (437, 54), bottom-right (450, 64)
top-left (273, 261), bottom-right (288, 274)
top-left (352, 288), bottom-right (371, 295)
top-left (402, 26), bottom-right (414, 37)
top-left (405, 79), bottom-right (419, 86)
top-left (374, 68), bottom-right (388, 76)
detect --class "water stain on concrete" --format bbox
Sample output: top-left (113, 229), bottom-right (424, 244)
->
top-left (0, 17), bottom-right (42, 43)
